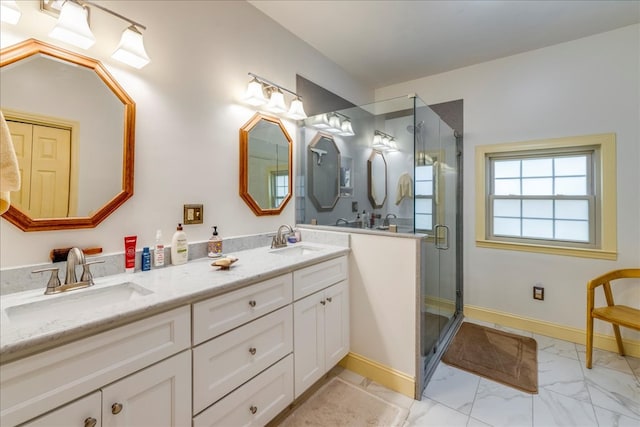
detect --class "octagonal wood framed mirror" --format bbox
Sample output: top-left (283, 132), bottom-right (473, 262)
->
top-left (0, 39), bottom-right (135, 232)
top-left (239, 112), bottom-right (292, 216)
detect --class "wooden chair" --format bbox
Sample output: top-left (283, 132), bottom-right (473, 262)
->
top-left (586, 268), bottom-right (640, 369)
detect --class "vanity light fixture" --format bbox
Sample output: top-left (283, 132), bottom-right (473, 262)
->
top-left (244, 72), bottom-right (308, 120)
top-left (42, 0), bottom-right (151, 68)
top-left (372, 130), bottom-right (397, 152)
top-left (1, 0), bottom-right (22, 25)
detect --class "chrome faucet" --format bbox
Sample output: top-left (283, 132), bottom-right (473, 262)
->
top-left (335, 218), bottom-right (349, 226)
top-left (32, 247), bottom-right (103, 295)
top-left (271, 225), bottom-right (293, 249)
top-left (383, 213), bottom-right (397, 227)
top-left (65, 247), bottom-right (86, 285)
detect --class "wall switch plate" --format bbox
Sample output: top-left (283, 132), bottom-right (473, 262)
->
top-left (533, 285), bottom-right (544, 301)
top-left (352, 201), bottom-right (358, 212)
top-left (183, 204), bottom-right (203, 225)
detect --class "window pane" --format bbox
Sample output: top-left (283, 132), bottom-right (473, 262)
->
top-left (494, 160), bottom-right (520, 178)
top-left (522, 178), bottom-right (552, 195)
top-left (416, 214), bottom-right (432, 230)
top-left (523, 199), bottom-right (553, 218)
top-left (555, 200), bottom-right (589, 220)
top-left (523, 219), bottom-right (553, 239)
top-left (555, 156), bottom-right (587, 176)
top-left (555, 177), bottom-right (586, 195)
top-left (494, 217), bottom-right (520, 236)
top-left (495, 179), bottom-right (520, 195)
top-left (522, 158), bottom-right (552, 177)
top-left (415, 181), bottom-right (432, 196)
top-left (555, 220), bottom-right (589, 241)
top-left (415, 198), bottom-right (432, 214)
top-left (416, 166), bottom-right (432, 180)
top-left (494, 199), bottom-right (520, 217)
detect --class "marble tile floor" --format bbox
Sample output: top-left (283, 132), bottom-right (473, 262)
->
top-left (331, 320), bottom-right (640, 427)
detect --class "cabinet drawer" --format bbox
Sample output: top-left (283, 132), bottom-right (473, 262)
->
top-left (293, 256), bottom-right (348, 300)
top-left (193, 273), bottom-right (292, 345)
top-left (1, 306), bottom-right (190, 427)
top-left (21, 392), bottom-right (101, 427)
top-left (193, 354), bottom-right (293, 427)
top-left (193, 305), bottom-right (293, 414)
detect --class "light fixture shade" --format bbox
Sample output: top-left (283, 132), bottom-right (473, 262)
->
top-left (1, 0), bottom-right (21, 25)
top-left (327, 114), bottom-right (342, 133)
top-left (244, 78), bottom-right (266, 106)
top-left (112, 26), bottom-right (151, 69)
top-left (311, 113), bottom-right (331, 129)
top-left (372, 133), bottom-right (385, 148)
top-left (287, 98), bottom-right (307, 120)
top-left (49, 0), bottom-right (96, 50)
top-left (339, 119), bottom-right (355, 136)
top-left (267, 89), bottom-right (287, 113)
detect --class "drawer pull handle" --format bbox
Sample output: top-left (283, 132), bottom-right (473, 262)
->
top-left (248, 300), bottom-right (257, 308)
top-left (320, 300), bottom-right (326, 305)
top-left (250, 405), bottom-right (258, 415)
top-left (327, 297), bottom-right (333, 303)
top-left (84, 417), bottom-right (97, 427)
top-left (249, 347), bottom-right (257, 355)
top-left (111, 402), bottom-right (123, 415)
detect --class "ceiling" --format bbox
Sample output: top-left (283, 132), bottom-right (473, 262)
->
top-left (248, 0), bottom-right (640, 88)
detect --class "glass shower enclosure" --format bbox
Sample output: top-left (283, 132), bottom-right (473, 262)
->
top-left (297, 94), bottom-right (463, 395)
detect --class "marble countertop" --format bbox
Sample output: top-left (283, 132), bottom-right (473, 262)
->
top-left (0, 242), bottom-right (349, 363)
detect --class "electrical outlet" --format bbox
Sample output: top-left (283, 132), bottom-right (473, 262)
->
top-left (183, 204), bottom-right (203, 224)
top-left (533, 285), bottom-right (544, 301)
top-left (352, 201), bottom-right (358, 212)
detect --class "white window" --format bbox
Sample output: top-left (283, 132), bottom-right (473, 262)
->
top-left (475, 134), bottom-right (617, 260)
top-left (415, 164), bottom-right (434, 232)
top-left (270, 171), bottom-right (288, 208)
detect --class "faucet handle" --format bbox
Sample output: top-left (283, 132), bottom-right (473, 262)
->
top-left (81, 260), bottom-right (105, 286)
top-left (32, 267), bottom-right (61, 295)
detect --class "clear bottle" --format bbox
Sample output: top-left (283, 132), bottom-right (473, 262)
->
top-left (141, 247), bottom-right (151, 271)
top-left (171, 223), bottom-right (189, 265)
top-left (362, 210), bottom-right (369, 228)
top-left (154, 229), bottom-right (165, 267)
top-left (208, 226), bottom-right (223, 258)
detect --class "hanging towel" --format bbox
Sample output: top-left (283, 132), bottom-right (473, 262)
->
top-left (0, 111), bottom-right (21, 214)
top-left (395, 172), bottom-right (413, 205)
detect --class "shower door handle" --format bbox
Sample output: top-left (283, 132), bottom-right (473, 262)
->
top-left (435, 224), bottom-right (450, 250)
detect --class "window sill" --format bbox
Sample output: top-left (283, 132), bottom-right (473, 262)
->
top-left (475, 239), bottom-right (617, 260)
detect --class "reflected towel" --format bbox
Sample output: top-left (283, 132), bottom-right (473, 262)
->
top-left (0, 111), bottom-right (20, 214)
top-left (395, 172), bottom-right (413, 205)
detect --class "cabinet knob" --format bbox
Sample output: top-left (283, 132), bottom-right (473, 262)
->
top-left (84, 417), bottom-right (97, 427)
top-left (326, 297), bottom-right (333, 303)
top-left (248, 300), bottom-right (257, 308)
top-left (111, 402), bottom-right (123, 415)
top-left (249, 405), bottom-right (258, 415)
top-left (249, 347), bottom-right (257, 355)
top-left (320, 300), bottom-right (326, 305)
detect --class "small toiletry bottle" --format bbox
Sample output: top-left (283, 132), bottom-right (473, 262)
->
top-left (171, 223), bottom-right (189, 265)
top-left (362, 210), bottom-right (369, 228)
top-left (154, 229), bottom-right (165, 267)
top-left (294, 228), bottom-right (301, 242)
top-left (141, 247), bottom-right (151, 271)
top-left (208, 226), bottom-right (223, 258)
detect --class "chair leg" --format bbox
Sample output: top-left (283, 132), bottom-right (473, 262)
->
top-left (612, 324), bottom-right (625, 356)
top-left (586, 316), bottom-right (594, 369)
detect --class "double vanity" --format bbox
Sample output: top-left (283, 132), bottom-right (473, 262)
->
top-left (0, 241), bottom-right (350, 427)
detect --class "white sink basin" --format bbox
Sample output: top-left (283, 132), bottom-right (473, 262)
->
top-left (269, 245), bottom-right (322, 256)
top-left (4, 282), bottom-right (153, 324)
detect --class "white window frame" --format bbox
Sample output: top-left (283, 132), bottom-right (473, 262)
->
top-left (475, 133), bottom-right (617, 260)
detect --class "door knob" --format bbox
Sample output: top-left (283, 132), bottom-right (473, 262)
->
top-left (111, 402), bottom-right (123, 415)
top-left (326, 297), bottom-right (333, 303)
top-left (320, 300), bottom-right (326, 305)
top-left (248, 300), bottom-right (256, 308)
top-left (250, 405), bottom-right (258, 414)
top-left (84, 417), bottom-right (97, 427)
top-left (249, 347), bottom-right (257, 355)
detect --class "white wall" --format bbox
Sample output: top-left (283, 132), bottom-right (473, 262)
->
top-left (0, 0), bottom-right (372, 268)
top-left (376, 25), bottom-right (640, 338)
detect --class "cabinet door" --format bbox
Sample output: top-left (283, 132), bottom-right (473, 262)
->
top-left (293, 291), bottom-right (325, 398)
top-left (21, 392), bottom-right (101, 427)
top-left (324, 280), bottom-right (350, 368)
top-left (101, 351), bottom-right (191, 427)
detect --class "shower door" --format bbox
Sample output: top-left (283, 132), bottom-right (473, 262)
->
top-left (416, 104), bottom-right (462, 394)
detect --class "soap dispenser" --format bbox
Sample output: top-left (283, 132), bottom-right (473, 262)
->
top-left (171, 223), bottom-right (189, 265)
top-left (208, 226), bottom-right (223, 258)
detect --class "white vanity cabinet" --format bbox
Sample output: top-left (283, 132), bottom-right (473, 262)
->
top-left (20, 392), bottom-right (101, 427)
top-left (293, 257), bottom-right (349, 398)
top-left (1, 307), bottom-right (191, 427)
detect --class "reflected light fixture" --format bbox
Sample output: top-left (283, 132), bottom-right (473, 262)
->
top-left (1, 0), bottom-right (22, 25)
top-left (339, 119), bottom-right (355, 136)
top-left (112, 25), bottom-right (150, 69)
top-left (48, 0), bottom-right (96, 49)
top-left (42, 0), bottom-right (151, 68)
top-left (308, 111), bottom-right (355, 136)
top-left (243, 73), bottom-right (307, 120)
top-left (372, 130), bottom-right (396, 151)
top-left (326, 114), bottom-right (343, 134)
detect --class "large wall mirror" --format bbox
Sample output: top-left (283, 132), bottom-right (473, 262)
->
top-left (368, 150), bottom-right (387, 208)
top-left (0, 39), bottom-right (135, 232)
top-left (239, 113), bottom-right (292, 216)
top-left (308, 132), bottom-right (340, 211)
